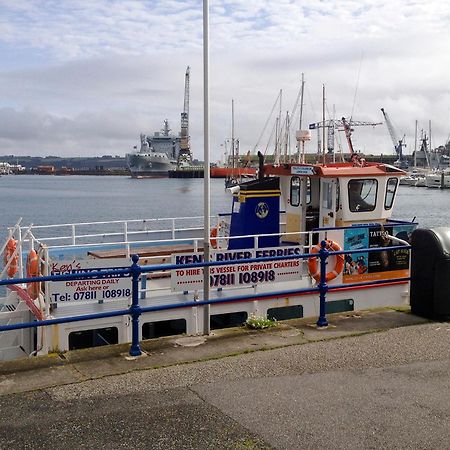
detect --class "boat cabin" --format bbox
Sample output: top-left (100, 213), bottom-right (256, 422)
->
top-left (226, 161), bottom-right (406, 247)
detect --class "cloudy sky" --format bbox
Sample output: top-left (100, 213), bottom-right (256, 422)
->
top-left (0, 0), bottom-right (449, 162)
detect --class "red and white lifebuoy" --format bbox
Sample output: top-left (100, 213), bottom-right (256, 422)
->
top-left (308, 240), bottom-right (345, 283)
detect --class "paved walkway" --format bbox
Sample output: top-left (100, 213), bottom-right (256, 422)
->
top-left (1, 309), bottom-right (449, 449)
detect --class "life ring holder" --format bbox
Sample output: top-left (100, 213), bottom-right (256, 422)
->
top-left (26, 249), bottom-right (40, 300)
top-left (308, 239), bottom-right (345, 283)
top-left (3, 238), bottom-right (19, 278)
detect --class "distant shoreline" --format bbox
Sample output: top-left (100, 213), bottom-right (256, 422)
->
top-left (16, 168), bottom-right (131, 176)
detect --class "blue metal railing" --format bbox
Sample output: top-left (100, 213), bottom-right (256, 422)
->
top-left (0, 242), bottom-right (411, 357)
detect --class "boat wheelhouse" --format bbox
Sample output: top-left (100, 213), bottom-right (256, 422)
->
top-left (0, 160), bottom-right (416, 361)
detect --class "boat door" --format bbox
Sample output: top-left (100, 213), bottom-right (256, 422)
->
top-left (319, 178), bottom-right (337, 228)
top-left (283, 175), bottom-right (307, 244)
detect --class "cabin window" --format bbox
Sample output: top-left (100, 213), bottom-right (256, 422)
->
top-left (306, 177), bottom-right (311, 204)
top-left (211, 311), bottom-right (248, 330)
top-left (384, 178), bottom-right (398, 210)
top-left (348, 179), bottom-right (377, 212)
top-left (322, 181), bottom-right (333, 210)
top-left (142, 319), bottom-right (186, 339)
top-left (68, 326), bottom-right (118, 350)
top-left (290, 177), bottom-right (300, 207)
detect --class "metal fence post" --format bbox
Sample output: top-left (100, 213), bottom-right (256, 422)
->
top-left (316, 240), bottom-right (329, 328)
top-left (129, 254), bottom-right (142, 357)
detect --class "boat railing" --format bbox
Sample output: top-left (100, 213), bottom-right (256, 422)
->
top-left (12, 216), bottom-right (213, 246)
top-left (4, 227), bottom-right (314, 304)
top-left (35, 229), bottom-right (311, 259)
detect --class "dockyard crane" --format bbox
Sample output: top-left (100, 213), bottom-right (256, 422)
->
top-left (381, 108), bottom-right (408, 168)
top-left (309, 118), bottom-right (382, 157)
top-left (178, 66), bottom-right (192, 167)
top-left (341, 117), bottom-right (356, 155)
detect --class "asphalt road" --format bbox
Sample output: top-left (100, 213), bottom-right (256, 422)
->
top-left (1, 322), bottom-right (450, 449)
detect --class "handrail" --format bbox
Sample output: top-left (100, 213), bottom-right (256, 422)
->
top-left (14, 215), bottom-right (211, 230)
top-left (18, 230), bottom-right (312, 252)
top-left (0, 242), bottom-right (412, 359)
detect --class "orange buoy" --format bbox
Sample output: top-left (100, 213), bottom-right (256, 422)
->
top-left (26, 249), bottom-right (40, 300)
top-left (308, 240), bottom-right (345, 283)
top-left (3, 238), bottom-right (18, 278)
top-left (210, 227), bottom-right (218, 249)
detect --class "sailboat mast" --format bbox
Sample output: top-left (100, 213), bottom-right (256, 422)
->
top-left (284, 111), bottom-right (289, 163)
top-left (276, 89), bottom-right (282, 163)
top-left (322, 84), bottom-right (326, 163)
top-left (274, 117), bottom-right (280, 165)
top-left (298, 73), bottom-right (305, 131)
top-left (429, 119), bottom-right (432, 157)
top-left (297, 73), bottom-right (305, 163)
top-left (414, 120), bottom-right (418, 168)
top-left (231, 99), bottom-right (235, 170)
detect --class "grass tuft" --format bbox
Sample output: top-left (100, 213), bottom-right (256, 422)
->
top-left (245, 314), bottom-right (278, 330)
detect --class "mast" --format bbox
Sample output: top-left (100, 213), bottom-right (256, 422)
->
top-left (414, 120), bottom-right (418, 168)
top-left (298, 73), bottom-right (305, 131)
top-left (231, 99), bottom-right (235, 170)
top-left (322, 85), bottom-right (326, 163)
top-left (279, 89), bottom-right (282, 145)
top-left (297, 73), bottom-right (305, 163)
top-left (202, 0), bottom-right (210, 333)
top-left (295, 73), bottom-right (310, 163)
top-left (429, 119), bottom-right (432, 162)
top-left (275, 89), bottom-right (282, 164)
top-left (274, 117), bottom-right (280, 165)
top-left (284, 111), bottom-right (289, 163)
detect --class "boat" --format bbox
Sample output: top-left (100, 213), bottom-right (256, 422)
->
top-left (398, 131), bottom-right (434, 187)
top-left (414, 176), bottom-right (427, 187)
top-left (425, 168), bottom-right (450, 188)
top-left (399, 171), bottom-right (427, 186)
top-left (210, 166), bottom-right (256, 179)
top-left (0, 151), bottom-right (418, 361)
top-left (126, 120), bottom-right (180, 177)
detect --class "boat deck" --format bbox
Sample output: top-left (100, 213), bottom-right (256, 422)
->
top-left (88, 244), bottom-right (202, 260)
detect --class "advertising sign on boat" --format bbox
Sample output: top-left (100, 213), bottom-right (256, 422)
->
top-left (342, 224), bottom-right (416, 283)
top-left (171, 246), bottom-right (302, 292)
top-left (48, 258), bottom-right (131, 303)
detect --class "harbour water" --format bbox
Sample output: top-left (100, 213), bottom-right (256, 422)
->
top-left (0, 175), bottom-right (448, 235)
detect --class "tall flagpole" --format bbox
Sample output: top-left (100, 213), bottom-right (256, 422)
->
top-left (202, 0), bottom-right (211, 334)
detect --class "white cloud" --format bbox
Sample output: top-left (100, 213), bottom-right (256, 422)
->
top-left (0, 0), bottom-right (449, 160)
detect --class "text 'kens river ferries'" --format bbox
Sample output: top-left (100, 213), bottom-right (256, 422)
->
top-left (0, 156), bottom-right (415, 360)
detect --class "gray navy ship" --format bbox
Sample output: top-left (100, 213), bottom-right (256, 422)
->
top-left (126, 120), bottom-right (181, 177)
top-left (126, 67), bottom-right (192, 178)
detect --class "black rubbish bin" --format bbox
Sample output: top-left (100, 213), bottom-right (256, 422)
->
top-left (410, 228), bottom-right (450, 319)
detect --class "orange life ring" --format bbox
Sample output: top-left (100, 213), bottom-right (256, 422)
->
top-left (308, 240), bottom-right (345, 283)
top-left (210, 227), bottom-right (218, 249)
top-left (4, 238), bottom-right (18, 278)
top-left (26, 249), bottom-right (40, 300)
